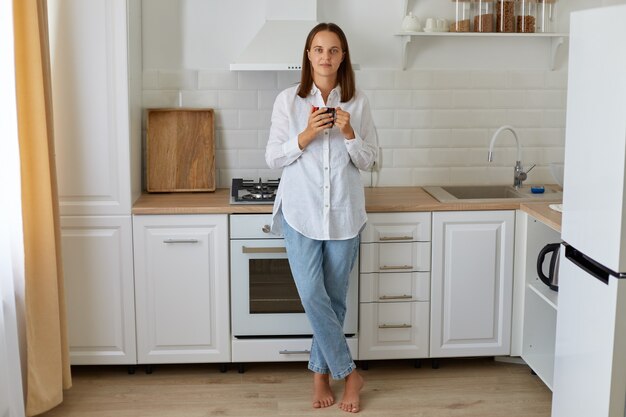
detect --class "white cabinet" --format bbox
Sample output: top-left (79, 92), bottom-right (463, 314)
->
top-left (431, 210), bottom-right (515, 357)
top-left (358, 212), bottom-right (432, 360)
top-left (516, 211), bottom-right (560, 390)
top-left (48, 0), bottom-right (142, 365)
top-left (48, 0), bottom-right (141, 216)
top-left (133, 215), bottom-right (230, 364)
top-left (61, 216), bottom-right (137, 364)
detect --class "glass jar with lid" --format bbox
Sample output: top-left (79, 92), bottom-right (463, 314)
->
top-left (537, 0), bottom-right (557, 32)
top-left (451, 0), bottom-right (472, 32)
top-left (473, 0), bottom-right (495, 32)
top-left (496, 0), bottom-right (517, 33)
top-left (517, 0), bottom-right (537, 33)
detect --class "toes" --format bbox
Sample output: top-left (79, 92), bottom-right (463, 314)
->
top-left (313, 400), bottom-right (321, 408)
top-left (339, 402), bottom-right (359, 413)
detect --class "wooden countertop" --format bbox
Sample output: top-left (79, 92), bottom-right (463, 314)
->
top-left (132, 187), bottom-right (562, 215)
top-left (520, 202), bottom-right (562, 232)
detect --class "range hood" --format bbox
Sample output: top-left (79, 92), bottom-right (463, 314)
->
top-left (230, 0), bottom-right (358, 71)
top-left (230, 20), bottom-right (318, 71)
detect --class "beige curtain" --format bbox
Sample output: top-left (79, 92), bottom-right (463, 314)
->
top-left (13, 0), bottom-right (72, 415)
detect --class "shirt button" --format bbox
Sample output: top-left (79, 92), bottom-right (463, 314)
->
top-left (325, 186), bottom-right (329, 189)
top-left (325, 204), bottom-right (329, 207)
top-left (325, 131), bottom-right (328, 135)
top-left (325, 167), bottom-right (328, 170)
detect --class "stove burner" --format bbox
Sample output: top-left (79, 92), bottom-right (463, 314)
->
top-left (231, 177), bottom-right (280, 204)
top-left (242, 192), bottom-right (274, 200)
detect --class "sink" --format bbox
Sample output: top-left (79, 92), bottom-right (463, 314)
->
top-left (423, 185), bottom-right (562, 203)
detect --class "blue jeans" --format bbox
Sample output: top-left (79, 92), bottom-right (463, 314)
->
top-left (282, 218), bottom-right (359, 380)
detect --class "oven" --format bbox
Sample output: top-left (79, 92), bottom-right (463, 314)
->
top-left (230, 214), bottom-right (358, 362)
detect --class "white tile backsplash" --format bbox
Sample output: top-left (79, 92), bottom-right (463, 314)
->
top-left (470, 71), bottom-right (508, 89)
top-left (143, 69), bottom-right (567, 187)
top-left (157, 70), bottom-right (197, 89)
top-left (412, 91), bottom-right (452, 109)
top-left (238, 72), bottom-right (278, 90)
top-left (373, 91), bottom-right (412, 109)
top-left (198, 70), bottom-right (238, 90)
top-left (395, 71), bottom-right (432, 89)
top-left (218, 91), bottom-right (258, 109)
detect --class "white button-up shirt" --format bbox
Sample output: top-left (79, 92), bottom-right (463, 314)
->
top-left (265, 83), bottom-right (378, 240)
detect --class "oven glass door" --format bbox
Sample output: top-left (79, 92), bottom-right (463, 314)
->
top-left (231, 239), bottom-right (312, 336)
top-left (230, 239), bottom-right (358, 337)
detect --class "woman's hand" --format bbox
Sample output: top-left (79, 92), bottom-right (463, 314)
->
top-left (297, 106), bottom-right (335, 149)
top-left (335, 107), bottom-right (355, 139)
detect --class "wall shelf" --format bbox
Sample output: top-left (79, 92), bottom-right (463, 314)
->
top-left (395, 32), bottom-right (568, 70)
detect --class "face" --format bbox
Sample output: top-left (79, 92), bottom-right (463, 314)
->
top-left (307, 30), bottom-right (344, 80)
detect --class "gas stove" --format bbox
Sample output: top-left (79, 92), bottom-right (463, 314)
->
top-left (230, 178), bottom-right (279, 204)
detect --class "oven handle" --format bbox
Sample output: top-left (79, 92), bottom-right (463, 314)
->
top-left (279, 349), bottom-right (310, 355)
top-left (242, 246), bottom-right (286, 254)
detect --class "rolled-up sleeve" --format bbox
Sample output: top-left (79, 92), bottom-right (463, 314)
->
top-left (265, 91), bottom-right (303, 170)
top-left (344, 95), bottom-right (378, 171)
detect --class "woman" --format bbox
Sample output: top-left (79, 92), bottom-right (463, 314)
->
top-left (265, 23), bottom-right (378, 413)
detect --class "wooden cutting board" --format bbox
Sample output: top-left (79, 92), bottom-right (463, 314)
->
top-left (146, 108), bottom-right (215, 192)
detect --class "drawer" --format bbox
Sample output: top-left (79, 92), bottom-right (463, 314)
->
top-left (361, 212), bottom-right (431, 243)
top-left (360, 242), bottom-right (431, 273)
top-left (230, 214), bottom-right (277, 239)
top-left (232, 337), bottom-right (358, 362)
top-left (360, 271), bottom-right (430, 302)
top-left (358, 301), bottom-right (430, 360)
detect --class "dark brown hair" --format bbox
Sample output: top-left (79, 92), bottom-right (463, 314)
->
top-left (297, 23), bottom-right (355, 103)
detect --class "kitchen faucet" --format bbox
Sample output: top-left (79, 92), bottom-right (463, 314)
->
top-left (488, 125), bottom-right (535, 189)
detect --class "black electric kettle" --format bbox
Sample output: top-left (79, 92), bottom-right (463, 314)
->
top-left (536, 243), bottom-right (560, 292)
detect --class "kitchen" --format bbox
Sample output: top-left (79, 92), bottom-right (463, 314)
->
top-left (2, 0), bottom-right (626, 415)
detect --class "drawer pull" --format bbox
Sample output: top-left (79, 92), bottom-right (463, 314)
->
top-left (380, 265), bottom-right (413, 270)
top-left (262, 225), bottom-right (271, 233)
top-left (379, 295), bottom-right (412, 300)
top-left (279, 349), bottom-right (310, 355)
top-left (379, 236), bottom-right (413, 241)
top-left (379, 323), bottom-right (412, 329)
top-left (163, 239), bottom-right (199, 244)
top-left (242, 246), bottom-right (286, 254)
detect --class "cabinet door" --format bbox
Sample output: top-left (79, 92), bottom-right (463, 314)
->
top-left (61, 216), bottom-right (136, 364)
top-left (133, 215), bottom-right (230, 363)
top-left (359, 302), bottom-right (430, 360)
top-left (48, 0), bottom-right (132, 215)
top-left (431, 211), bottom-right (515, 357)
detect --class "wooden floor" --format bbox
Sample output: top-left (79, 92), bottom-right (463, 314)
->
top-left (41, 358), bottom-right (552, 417)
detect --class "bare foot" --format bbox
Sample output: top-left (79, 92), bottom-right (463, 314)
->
top-left (312, 373), bottom-right (334, 408)
top-left (339, 370), bottom-right (364, 413)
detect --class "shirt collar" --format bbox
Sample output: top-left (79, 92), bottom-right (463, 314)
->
top-left (310, 83), bottom-right (342, 99)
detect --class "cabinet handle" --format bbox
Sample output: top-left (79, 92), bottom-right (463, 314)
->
top-left (379, 236), bottom-right (413, 241)
top-left (379, 323), bottom-right (412, 329)
top-left (262, 225), bottom-right (271, 233)
top-left (279, 349), bottom-right (310, 355)
top-left (379, 265), bottom-right (413, 270)
top-left (379, 295), bottom-right (413, 300)
top-left (163, 239), bottom-right (199, 244)
top-left (242, 246), bottom-right (286, 254)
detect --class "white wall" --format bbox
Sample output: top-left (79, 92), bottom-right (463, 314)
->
top-left (141, 0), bottom-right (626, 188)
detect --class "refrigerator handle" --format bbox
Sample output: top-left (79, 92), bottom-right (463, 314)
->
top-left (564, 244), bottom-right (610, 285)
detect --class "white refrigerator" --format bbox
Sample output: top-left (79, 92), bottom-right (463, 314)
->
top-left (552, 5), bottom-right (626, 417)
